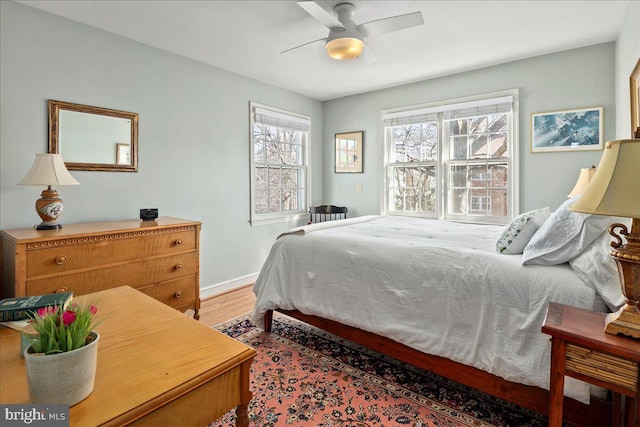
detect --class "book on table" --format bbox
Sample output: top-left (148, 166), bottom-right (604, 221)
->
top-left (0, 292), bottom-right (73, 322)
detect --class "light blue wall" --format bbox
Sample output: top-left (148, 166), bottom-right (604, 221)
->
top-left (322, 43), bottom-right (617, 216)
top-left (0, 1), bottom-right (323, 293)
top-left (615, 0), bottom-right (640, 139)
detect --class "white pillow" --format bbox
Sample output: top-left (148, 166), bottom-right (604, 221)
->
top-left (496, 207), bottom-right (550, 254)
top-left (522, 196), bottom-right (611, 265)
top-left (569, 226), bottom-right (627, 312)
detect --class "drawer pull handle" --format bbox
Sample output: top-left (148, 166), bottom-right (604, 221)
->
top-left (175, 290), bottom-right (183, 298)
top-left (175, 239), bottom-right (183, 246)
top-left (175, 264), bottom-right (183, 271)
top-left (55, 256), bottom-right (68, 265)
top-left (56, 287), bottom-right (68, 293)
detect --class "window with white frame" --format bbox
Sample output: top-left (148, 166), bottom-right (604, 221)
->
top-left (382, 90), bottom-right (518, 224)
top-left (250, 103), bottom-right (309, 225)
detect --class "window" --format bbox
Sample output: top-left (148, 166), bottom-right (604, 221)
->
top-left (382, 90), bottom-right (519, 224)
top-left (250, 103), bottom-right (310, 225)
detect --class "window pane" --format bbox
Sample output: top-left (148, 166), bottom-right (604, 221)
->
top-left (488, 114), bottom-right (508, 132)
top-left (253, 138), bottom-right (264, 164)
top-left (282, 190), bottom-right (294, 211)
top-left (406, 139), bottom-right (421, 162)
top-left (391, 187), bottom-right (405, 211)
top-left (469, 165), bottom-right (488, 184)
top-left (422, 123), bottom-right (438, 161)
top-left (389, 166), bottom-right (436, 213)
top-left (449, 119), bottom-right (468, 135)
top-left (418, 187), bottom-right (436, 213)
top-left (268, 188), bottom-right (281, 212)
top-left (469, 189), bottom-right (488, 215)
top-left (291, 144), bottom-right (301, 165)
top-left (451, 165), bottom-right (467, 187)
top-left (265, 135), bottom-right (278, 164)
top-left (266, 167), bottom-right (281, 214)
top-left (255, 167), bottom-right (267, 187)
top-left (470, 116), bottom-right (487, 133)
top-left (392, 123), bottom-right (438, 163)
top-left (489, 189), bottom-right (507, 217)
top-left (255, 167), bottom-right (268, 213)
top-left (451, 136), bottom-right (467, 160)
top-left (449, 188), bottom-right (467, 215)
top-left (393, 140), bottom-right (406, 162)
top-left (391, 166), bottom-right (406, 187)
top-left (255, 188), bottom-right (268, 213)
top-left (489, 165), bottom-right (508, 188)
top-left (489, 133), bottom-right (508, 158)
top-left (279, 143), bottom-right (291, 165)
top-left (469, 135), bottom-right (488, 159)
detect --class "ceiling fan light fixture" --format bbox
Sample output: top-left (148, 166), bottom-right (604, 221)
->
top-left (326, 37), bottom-right (364, 60)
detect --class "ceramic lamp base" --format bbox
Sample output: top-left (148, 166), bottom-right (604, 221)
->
top-left (35, 186), bottom-right (64, 230)
top-left (36, 222), bottom-right (63, 230)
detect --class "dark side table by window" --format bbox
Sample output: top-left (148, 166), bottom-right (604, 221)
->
top-left (542, 302), bottom-right (640, 427)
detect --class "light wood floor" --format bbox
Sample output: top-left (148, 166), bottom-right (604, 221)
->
top-left (196, 284), bottom-right (256, 328)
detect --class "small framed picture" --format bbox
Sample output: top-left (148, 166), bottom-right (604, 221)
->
top-left (116, 143), bottom-right (131, 165)
top-left (630, 57), bottom-right (640, 137)
top-left (531, 107), bottom-right (603, 153)
top-left (335, 131), bottom-right (363, 173)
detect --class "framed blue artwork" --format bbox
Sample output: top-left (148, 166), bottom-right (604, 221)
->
top-left (531, 107), bottom-right (603, 153)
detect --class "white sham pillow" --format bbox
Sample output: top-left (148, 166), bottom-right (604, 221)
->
top-left (569, 225), bottom-right (627, 312)
top-left (496, 207), bottom-right (550, 254)
top-left (522, 196), bottom-right (611, 265)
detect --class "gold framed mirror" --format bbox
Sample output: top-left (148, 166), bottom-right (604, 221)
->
top-left (631, 57), bottom-right (640, 138)
top-left (48, 100), bottom-right (138, 172)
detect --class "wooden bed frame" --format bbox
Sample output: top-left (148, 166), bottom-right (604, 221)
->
top-left (263, 309), bottom-right (612, 427)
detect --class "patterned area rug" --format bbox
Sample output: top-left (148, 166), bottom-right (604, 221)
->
top-left (209, 313), bottom-right (547, 427)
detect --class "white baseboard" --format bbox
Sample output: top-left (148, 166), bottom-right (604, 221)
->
top-left (200, 273), bottom-right (259, 300)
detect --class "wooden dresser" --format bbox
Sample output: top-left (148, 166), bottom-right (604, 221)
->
top-left (0, 217), bottom-right (201, 318)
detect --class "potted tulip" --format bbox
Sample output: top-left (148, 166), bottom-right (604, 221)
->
top-left (23, 301), bottom-right (103, 405)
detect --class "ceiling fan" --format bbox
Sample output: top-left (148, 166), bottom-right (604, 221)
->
top-left (282, 1), bottom-right (424, 61)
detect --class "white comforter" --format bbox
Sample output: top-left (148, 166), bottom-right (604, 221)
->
top-left (252, 215), bottom-right (603, 403)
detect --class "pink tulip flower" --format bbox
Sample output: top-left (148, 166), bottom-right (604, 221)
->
top-left (62, 310), bottom-right (76, 326)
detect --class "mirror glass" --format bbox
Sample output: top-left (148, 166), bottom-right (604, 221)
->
top-left (49, 100), bottom-right (138, 172)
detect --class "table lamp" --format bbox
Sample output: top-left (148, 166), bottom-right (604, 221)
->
top-left (570, 139), bottom-right (640, 337)
top-left (567, 165), bottom-right (596, 198)
top-left (17, 153), bottom-right (79, 230)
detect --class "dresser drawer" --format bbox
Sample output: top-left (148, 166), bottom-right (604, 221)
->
top-left (138, 276), bottom-right (197, 310)
top-left (26, 253), bottom-right (198, 296)
top-left (26, 229), bottom-right (197, 278)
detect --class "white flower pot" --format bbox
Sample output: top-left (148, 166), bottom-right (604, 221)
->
top-left (24, 331), bottom-right (99, 406)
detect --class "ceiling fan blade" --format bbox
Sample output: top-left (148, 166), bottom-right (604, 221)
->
top-left (359, 44), bottom-right (377, 64)
top-left (280, 37), bottom-right (326, 55)
top-left (357, 11), bottom-right (424, 38)
top-left (297, 1), bottom-right (344, 29)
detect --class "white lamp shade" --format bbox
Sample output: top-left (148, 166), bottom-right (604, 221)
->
top-left (570, 139), bottom-right (640, 218)
top-left (18, 153), bottom-right (79, 186)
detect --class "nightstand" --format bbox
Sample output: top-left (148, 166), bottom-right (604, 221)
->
top-left (542, 302), bottom-right (640, 427)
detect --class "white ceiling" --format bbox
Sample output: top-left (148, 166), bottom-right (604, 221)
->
top-left (19, 0), bottom-right (629, 101)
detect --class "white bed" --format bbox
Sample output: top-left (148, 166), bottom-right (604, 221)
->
top-left (253, 205), bottom-right (624, 425)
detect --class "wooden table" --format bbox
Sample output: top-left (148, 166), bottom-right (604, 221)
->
top-left (542, 302), bottom-right (640, 427)
top-left (0, 286), bottom-right (256, 426)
